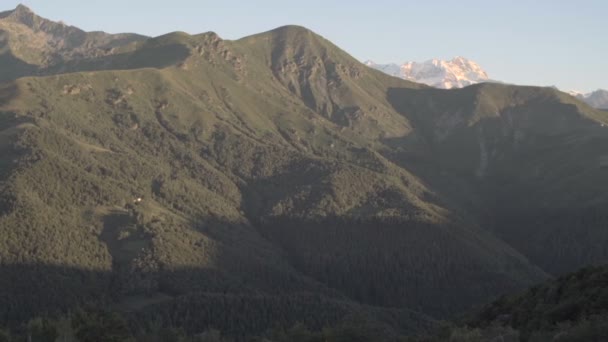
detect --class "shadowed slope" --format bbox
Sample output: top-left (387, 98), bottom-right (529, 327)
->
top-left (388, 83), bottom-right (608, 275)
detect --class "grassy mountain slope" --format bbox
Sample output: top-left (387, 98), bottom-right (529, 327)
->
top-left (0, 21), bottom-right (548, 333)
top-left (1, 5), bottom-right (608, 338)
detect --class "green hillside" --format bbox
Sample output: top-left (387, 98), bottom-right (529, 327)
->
top-left (1, 4), bottom-right (608, 340)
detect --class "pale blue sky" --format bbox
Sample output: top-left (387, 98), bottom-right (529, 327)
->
top-left (5, 0), bottom-right (607, 92)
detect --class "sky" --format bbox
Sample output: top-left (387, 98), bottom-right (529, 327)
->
top-left (5, 0), bottom-right (607, 92)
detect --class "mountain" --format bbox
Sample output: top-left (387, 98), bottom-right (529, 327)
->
top-left (407, 264), bottom-right (608, 341)
top-left (0, 4), bottom-right (147, 81)
top-left (584, 89), bottom-right (608, 109)
top-left (573, 89), bottom-right (608, 109)
top-left (280, 263), bottom-right (608, 341)
top-left (471, 264), bottom-right (608, 340)
top-left (1, 4), bottom-right (608, 339)
top-left (365, 57), bottom-right (490, 88)
top-left (367, 56), bottom-right (608, 111)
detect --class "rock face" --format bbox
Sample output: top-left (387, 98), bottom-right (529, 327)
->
top-left (365, 56), bottom-right (489, 88)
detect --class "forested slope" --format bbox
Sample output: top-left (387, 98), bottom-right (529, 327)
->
top-left (0, 4), bottom-right (608, 340)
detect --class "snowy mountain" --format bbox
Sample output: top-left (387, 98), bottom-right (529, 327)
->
top-left (367, 57), bottom-right (607, 109)
top-left (365, 57), bottom-right (489, 89)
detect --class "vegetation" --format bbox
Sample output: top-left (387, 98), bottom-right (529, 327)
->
top-left (0, 4), bottom-right (607, 340)
top-left (470, 265), bottom-right (608, 340)
top-left (0, 262), bottom-right (605, 341)
top-left (406, 265), bottom-right (608, 342)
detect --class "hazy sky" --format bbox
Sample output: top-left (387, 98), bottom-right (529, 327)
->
top-left (5, 0), bottom-right (607, 92)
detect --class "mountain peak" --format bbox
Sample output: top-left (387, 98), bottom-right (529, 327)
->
top-left (261, 25), bottom-right (325, 44)
top-left (1, 3), bottom-right (77, 32)
top-left (1, 3), bottom-right (36, 23)
top-left (14, 3), bottom-right (33, 13)
top-left (0, 3), bottom-right (33, 16)
top-left (271, 25), bottom-right (315, 35)
top-left (240, 25), bottom-right (324, 48)
top-left (367, 57), bottom-right (489, 89)
top-left (0, 4), bottom-right (150, 80)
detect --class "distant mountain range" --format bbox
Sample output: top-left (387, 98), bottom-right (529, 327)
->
top-left (364, 57), bottom-right (490, 89)
top-left (366, 57), bottom-right (607, 109)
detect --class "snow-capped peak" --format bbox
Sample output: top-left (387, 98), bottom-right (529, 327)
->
top-left (366, 57), bottom-right (489, 89)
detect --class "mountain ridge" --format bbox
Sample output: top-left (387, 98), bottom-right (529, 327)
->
top-left (368, 56), bottom-right (607, 110)
top-left (1, 5), bottom-right (608, 339)
top-left (0, 3), bottom-right (148, 80)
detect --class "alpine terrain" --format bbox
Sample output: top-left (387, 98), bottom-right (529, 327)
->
top-left (0, 4), bottom-right (607, 341)
top-left (364, 57), bottom-right (490, 88)
top-left (367, 57), bottom-right (608, 111)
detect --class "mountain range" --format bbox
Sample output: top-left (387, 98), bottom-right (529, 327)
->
top-left (367, 58), bottom-right (608, 110)
top-left (1, 4), bottom-right (608, 340)
top-left (365, 57), bottom-right (490, 89)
